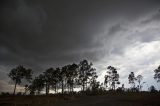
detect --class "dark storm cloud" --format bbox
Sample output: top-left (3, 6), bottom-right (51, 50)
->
top-left (0, 0), bottom-right (110, 68)
top-left (141, 11), bottom-right (160, 24)
top-left (1, 0), bottom-right (160, 92)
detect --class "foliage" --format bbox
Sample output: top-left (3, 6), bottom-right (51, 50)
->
top-left (78, 60), bottom-right (97, 91)
top-left (0, 92), bottom-right (11, 96)
top-left (8, 65), bottom-right (33, 95)
top-left (43, 68), bottom-right (55, 94)
top-left (128, 72), bottom-right (136, 89)
top-left (7, 60), bottom-right (160, 95)
top-left (28, 74), bottom-right (45, 95)
top-left (51, 68), bottom-right (61, 93)
top-left (104, 66), bottom-right (120, 90)
top-left (136, 75), bottom-right (146, 91)
top-left (66, 63), bottom-right (79, 92)
top-left (60, 65), bottom-right (68, 93)
top-left (148, 85), bottom-right (158, 93)
top-left (154, 65), bottom-right (160, 82)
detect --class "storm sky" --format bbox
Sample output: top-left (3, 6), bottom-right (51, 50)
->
top-left (1, 0), bottom-right (160, 92)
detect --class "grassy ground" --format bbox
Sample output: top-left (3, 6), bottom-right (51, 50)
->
top-left (0, 93), bottom-right (160, 106)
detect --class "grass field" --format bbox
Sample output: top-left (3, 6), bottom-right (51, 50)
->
top-left (0, 93), bottom-right (160, 106)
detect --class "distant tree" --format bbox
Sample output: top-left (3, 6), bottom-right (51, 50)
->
top-left (24, 84), bottom-right (28, 95)
top-left (128, 72), bottom-right (136, 89)
top-left (104, 66), bottom-right (120, 90)
top-left (154, 65), bottom-right (160, 82)
top-left (136, 75), bottom-right (145, 91)
top-left (1, 92), bottom-right (10, 96)
top-left (121, 84), bottom-right (125, 91)
top-left (90, 79), bottom-right (99, 91)
top-left (23, 69), bottom-right (33, 82)
top-left (28, 84), bottom-right (36, 95)
top-left (78, 60), bottom-right (97, 91)
top-left (149, 85), bottom-right (157, 93)
top-left (29, 74), bottom-right (45, 95)
top-left (122, 84), bottom-right (124, 88)
top-left (8, 65), bottom-right (33, 95)
top-left (89, 70), bottom-right (98, 91)
top-left (43, 68), bottom-right (55, 94)
top-left (116, 84), bottom-right (125, 92)
top-left (16, 92), bottom-right (23, 96)
top-left (51, 68), bottom-right (60, 93)
top-left (60, 66), bottom-right (68, 93)
top-left (66, 63), bottom-right (79, 92)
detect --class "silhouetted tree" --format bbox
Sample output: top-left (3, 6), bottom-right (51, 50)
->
top-left (154, 65), bottom-right (160, 82)
top-left (51, 68), bottom-right (60, 93)
top-left (117, 84), bottom-right (125, 92)
top-left (66, 63), bottom-right (79, 92)
top-left (104, 66), bottom-right (120, 90)
top-left (90, 79), bottom-right (99, 91)
top-left (78, 60), bottom-right (97, 91)
top-left (23, 69), bottom-right (33, 82)
top-left (121, 84), bottom-right (125, 91)
top-left (43, 68), bottom-right (55, 94)
top-left (24, 84), bottom-right (28, 95)
top-left (28, 84), bottom-right (36, 95)
top-left (90, 71), bottom-right (98, 91)
top-left (60, 66), bottom-right (68, 93)
top-left (149, 85), bottom-right (157, 93)
top-left (1, 92), bottom-right (11, 96)
top-left (8, 65), bottom-right (33, 95)
top-left (29, 74), bottom-right (45, 95)
top-left (136, 75), bottom-right (145, 91)
top-left (128, 72), bottom-right (136, 89)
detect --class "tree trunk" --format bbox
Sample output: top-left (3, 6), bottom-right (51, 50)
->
top-left (113, 84), bottom-right (115, 90)
top-left (55, 85), bottom-right (57, 93)
top-left (72, 85), bottom-right (74, 92)
top-left (62, 80), bottom-right (64, 93)
top-left (48, 85), bottom-right (50, 94)
top-left (13, 81), bottom-right (17, 95)
top-left (139, 82), bottom-right (141, 91)
top-left (37, 90), bottom-right (40, 95)
top-left (82, 82), bottom-right (85, 91)
top-left (86, 82), bottom-right (87, 90)
top-left (46, 83), bottom-right (48, 95)
top-left (24, 88), bottom-right (27, 95)
top-left (70, 85), bottom-right (72, 92)
top-left (68, 85), bottom-right (70, 93)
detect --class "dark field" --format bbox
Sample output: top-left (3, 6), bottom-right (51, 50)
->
top-left (0, 93), bottom-right (160, 106)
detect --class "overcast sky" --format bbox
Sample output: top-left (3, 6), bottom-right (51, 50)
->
top-left (1, 0), bottom-right (160, 92)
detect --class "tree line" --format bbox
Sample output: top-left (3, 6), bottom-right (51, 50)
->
top-left (7, 59), bottom-right (160, 95)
